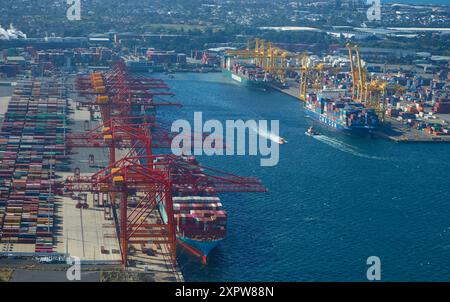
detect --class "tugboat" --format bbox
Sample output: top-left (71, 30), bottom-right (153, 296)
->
top-left (305, 126), bottom-right (320, 137)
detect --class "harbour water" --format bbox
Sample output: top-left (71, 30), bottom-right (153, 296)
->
top-left (385, 0), bottom-right (448, 4)
top-left (161, 72), bottom-right (450, 281)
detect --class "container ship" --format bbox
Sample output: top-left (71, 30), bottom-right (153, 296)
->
top-left (304, 93), bottom-right (379, 135)
top-left (149, 155), bottom-right (227, 264)
top-left (123, 56), bottom-right (155, 73)
top-left (171, 196), bottom-right (226, 263)
top-left (222, 56), bottom-right (270, 88)
top-left (157, 195), bottom-right (226, 264)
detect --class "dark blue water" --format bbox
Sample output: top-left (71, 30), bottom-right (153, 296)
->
top-left (384, 0), bottom-right (448, 4)
top-left (160, 73), bottom-right (450, 281)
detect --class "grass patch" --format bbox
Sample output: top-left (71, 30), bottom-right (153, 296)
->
top-left (100, 270), bottom-right (156, 282)
top-left (0, 269), bottom-right (13, 282)
top-left (100, 270), bottom-right (135, 282)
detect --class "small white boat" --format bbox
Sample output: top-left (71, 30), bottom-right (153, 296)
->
top-left (278, 138), bottom-right (287, 144)
top-left (305, 126), bottom-right (320, 137)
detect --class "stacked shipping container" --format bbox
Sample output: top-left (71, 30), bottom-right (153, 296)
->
top-left (0, 80), bottom-right (67, 253)
top-left (172, 196), bottom-right (227, 241)
top-left (230, 63), bottom-right (268, 82)
top-left (306, 94), bottom-right (379, 129)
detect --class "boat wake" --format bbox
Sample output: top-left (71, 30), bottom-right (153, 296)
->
top-left (252, 126), bottom-right (287, 144)
top-left (312, 135), bottom-right (388, 160)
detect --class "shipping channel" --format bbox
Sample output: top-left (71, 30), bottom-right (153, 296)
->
top-left (160, 72), bottom-right (450, 281)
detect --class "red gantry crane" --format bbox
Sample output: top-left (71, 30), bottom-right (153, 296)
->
top-left (64, 154), bottom-right (266, 265)
top-left (62, 63), bottom-right (267, 267)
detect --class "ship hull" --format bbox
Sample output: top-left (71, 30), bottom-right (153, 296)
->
top-left (222, 69), bottom-right (267, 88)
top-left (158, 202), bottom-right (224, 260)
top-left (304, 108), bottom-right (376, 134)
top-left (178, 236), bottom-right (222, 257)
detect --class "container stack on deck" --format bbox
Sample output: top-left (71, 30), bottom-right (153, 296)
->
top-left (0, 80), bottom-right (67, 254)
top-left (172, 196), bottom-right (227, 241)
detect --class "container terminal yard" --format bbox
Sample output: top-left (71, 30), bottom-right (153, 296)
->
top-left (0, 62), bottom-right (267, 282)
top-left (0, 21), bottom-right (449, 283)
top-left (0, 40), bottom-right (448, 278)
top-left (1, 0), bottom-right (450, 287)
top-left (223, 39), bottom-right (450, 142)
